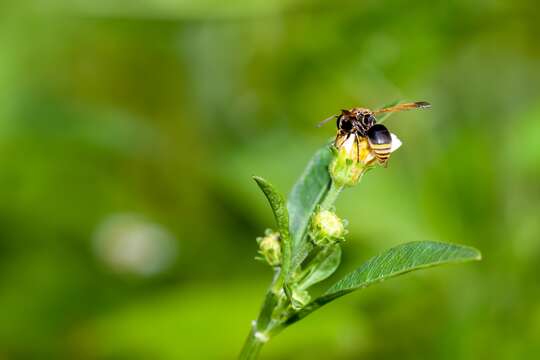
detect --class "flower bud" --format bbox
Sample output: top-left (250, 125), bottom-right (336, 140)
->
top-left (256, 229), bottom-right (281, 267)
top-left (285, 284), bottom-right (311, 310)
top-left (329, 132), bottom-right (402, 187)
top-left (309, 209), bottom-right (347, 246)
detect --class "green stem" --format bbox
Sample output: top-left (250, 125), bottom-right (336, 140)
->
top-left (239, 271), bottom-right (283, 360)
top-left (240, 175), bottom-right (347, 359)
top-left (239, 325), bottom-right (266, 360)
top-left (320, 181), bottom-right (344, 210)
top-left (289, 180), bottom-right (344, 274)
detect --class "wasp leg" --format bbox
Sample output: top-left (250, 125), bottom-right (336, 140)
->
top-left (334, 130), bottom-right (347, 148)
top-left (334, 132), bottom-right (341, 147)
top-left (355, 134), bottom-right (361, 162)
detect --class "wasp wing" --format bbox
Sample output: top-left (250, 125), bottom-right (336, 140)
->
top-left (373, 101), bottom-right (431, 114)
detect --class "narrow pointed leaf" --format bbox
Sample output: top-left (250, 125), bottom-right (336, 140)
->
top-left (253, 176), bottom-right (291, 276)
top-left (287, 146), bottom-right (333, 260)
top-left (287, 241), bottom-right (481, 324)
top-left (322, 241), bottom-right (481, 300)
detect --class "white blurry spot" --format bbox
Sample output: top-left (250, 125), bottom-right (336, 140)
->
top-left (93, 214), bottom-right (178, 277)
top-left (342, 134), bottom-right (356, 154)
top-left (390, 133), bottom-right (402, 152)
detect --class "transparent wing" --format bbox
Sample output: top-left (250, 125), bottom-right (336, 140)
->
top-left (374, 100), bottom-right (400, 123)
top-left (373, 101), bottom-right (431, 114)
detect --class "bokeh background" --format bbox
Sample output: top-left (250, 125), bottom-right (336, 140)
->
top-left (1, 0), bottom-right (540, 359)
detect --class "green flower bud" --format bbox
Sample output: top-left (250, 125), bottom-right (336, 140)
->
top-left (285, 284), bottom-right (311, 310)
top-left (256, 230), bottom-right (281, 267)
top-left (329, 133), bottom-right (402, 187)
top-left (329, 135), bottom-right (373, 187)
top-left (309, 209), bottom-right (347, 246)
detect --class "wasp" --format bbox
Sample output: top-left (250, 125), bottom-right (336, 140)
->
top-left (318, 101), bottom-right (431, 165)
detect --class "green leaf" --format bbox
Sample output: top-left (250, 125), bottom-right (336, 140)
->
top-left (290, 241), bottom-right (314, 273)
top-left (287, 146), bottom-right (333, 261)
top-left (298, 245), bottom-right (341, 290)
top-left (253, 176), bottom-right (291, 277)
top-left (287, 241), bottom-right (481, 324)
top-left (322, 241), bottom-right (481, 299)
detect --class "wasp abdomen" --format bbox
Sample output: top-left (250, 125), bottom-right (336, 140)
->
top-left (367, 124), bottom-right (392, 163)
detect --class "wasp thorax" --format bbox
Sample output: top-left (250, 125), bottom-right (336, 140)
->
top-left (361, 113), bottom-right (376, 126)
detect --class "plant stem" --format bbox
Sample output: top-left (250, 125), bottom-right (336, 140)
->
top-left (240, 180), bottom-right (346, 359)
top-left (239, 326), bottom-right (265, 360)
top-left (320, 181), bottom-right (344, 210)
top-left (239, 271), bottom-right (282, 360)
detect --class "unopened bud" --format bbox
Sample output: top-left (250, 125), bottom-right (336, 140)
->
top-left (285, 284), bottom-right (311, 310)
top-left (256, 229), bottom-right (281, 267)
top-left (329, 133), bottom-right (402, 187)
top-left (309, 209), bottom-right (347, 246)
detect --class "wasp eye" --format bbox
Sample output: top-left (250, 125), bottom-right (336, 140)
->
top-left (339, 117), bottom-right (354, 131)
top-left (362, 114), bottom-right (374, 126)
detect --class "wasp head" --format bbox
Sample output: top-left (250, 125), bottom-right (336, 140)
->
top-left (347, 108), bottom-right (376, 135)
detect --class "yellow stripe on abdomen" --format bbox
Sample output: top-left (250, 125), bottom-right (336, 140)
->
top-left (370, 143), bottom-right (391, 150)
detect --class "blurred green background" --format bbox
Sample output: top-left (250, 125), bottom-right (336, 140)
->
top-left (1, 0), bottom-right (540, 359)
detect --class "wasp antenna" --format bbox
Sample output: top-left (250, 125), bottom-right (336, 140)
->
top-left (316, 114), bottom-right (337, 128)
